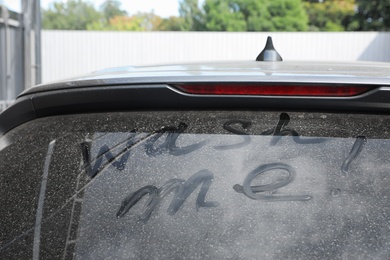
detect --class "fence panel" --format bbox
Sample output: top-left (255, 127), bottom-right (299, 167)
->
top-left (39, 31), bottom-right (390, 83)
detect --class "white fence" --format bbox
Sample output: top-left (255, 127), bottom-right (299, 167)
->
top-left (42, 31), bottom-right (390, 83)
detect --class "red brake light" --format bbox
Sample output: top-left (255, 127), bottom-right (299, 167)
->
top-left (174, 84), bottom-right (371, 97)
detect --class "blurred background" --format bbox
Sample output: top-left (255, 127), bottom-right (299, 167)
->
top-left (1, 0), bottom-right (390, 110)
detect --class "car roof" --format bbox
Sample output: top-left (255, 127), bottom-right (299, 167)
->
top-left (21, 61), bottom-right (390, 96)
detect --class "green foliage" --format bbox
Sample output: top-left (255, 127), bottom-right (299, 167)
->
top-left (267, 0), bottom-right (308, 31)
top-left (88, 16), bottom-right (144, 31)
top-left (201, 0), bottom-right (308, 31)
top-left (203, 0), bottom-right (246, 31)
top-left (134, 12), bottom-right (164, 31)
top-left (354, 0), bottom-right (390, 31)
top-left (42, 0), bottom-right (102, 30)
top-left (178, 0), bottom-right (205, 31)
top-left (108, 16), bottom-right (144, 31)
top-left (100, 0), bottom-right (127, 21)
top-left (304, 0), bottom-right (355, 31)
top-left (158, 16), bottom-right (186, 31)
top-left (41, 0), bottom-right (390, 32)
top-left (42, 0), bottom-right (188, 31)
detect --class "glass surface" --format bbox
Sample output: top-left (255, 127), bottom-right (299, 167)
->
top-left (1, 111), bottom-right (389, 259)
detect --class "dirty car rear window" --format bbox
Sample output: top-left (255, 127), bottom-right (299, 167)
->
top-left (1, 111), bottom-right (389, 259)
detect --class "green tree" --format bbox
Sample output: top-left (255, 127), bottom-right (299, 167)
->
top-left (42, 0), bottom-right (102, 30)
top-left (134, 12), bottom-right (164, 31)
top-left (158, 16), bottom-right (186, 31)
top-left (109, 15), bottom-right (144, 31)
top-left (87, 12), bottom-right (166, 31)
top-left (87, 15), bottom-right (145, 31)
top-left (201, 0), bottom-right (308, 31)
top-left (304, 0), bottom-right (355, 31)
top-left (353, 0), bottom-right (390, 31)
top-left (179, 0), bottom-right (205, 31)
top-left (265, 0), bottom-right (308, 31)
top-left (88, 0), bottom-right (129, 30)
top-left (100, 0), bottom-right (127, 21)
top-left (203, 0), bottom-right (246, 31)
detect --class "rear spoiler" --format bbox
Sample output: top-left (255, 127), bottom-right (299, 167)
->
top-left (1, 83), bottom-right (390, 136)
